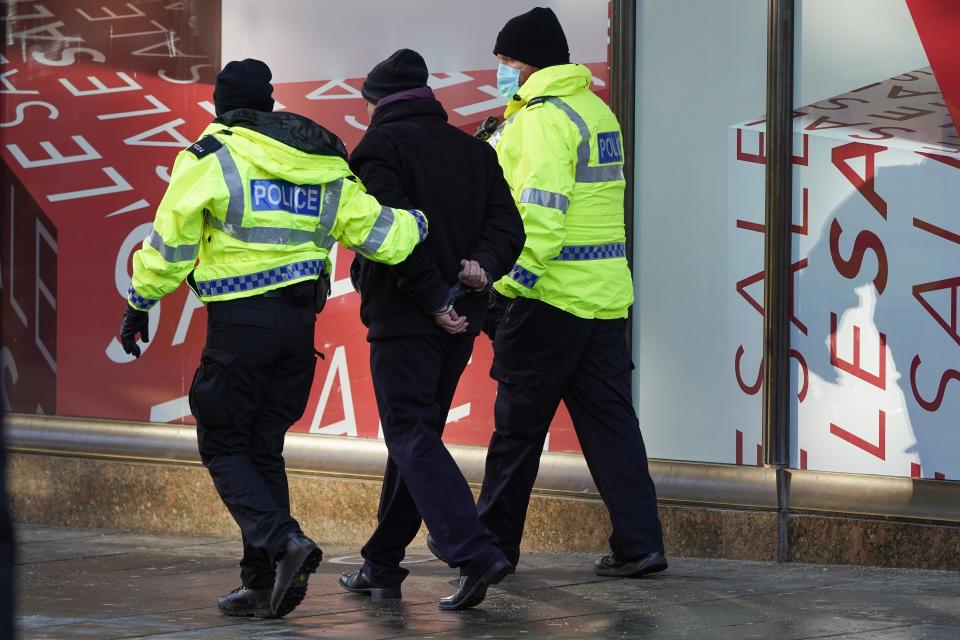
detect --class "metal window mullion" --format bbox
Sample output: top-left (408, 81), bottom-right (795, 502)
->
top-left (763, 0), bottom-right (794, 469)
top-left (610, 0), bottom-right (637, 351)
top-left (764, 0), bottom-right (795, 564)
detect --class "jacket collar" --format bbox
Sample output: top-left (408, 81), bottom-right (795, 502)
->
top-left (369, 96), bottom-right (448, 128)
top-left (214, 109), bottom-right (348, 159)
top-left (504, 63), bottom-right (592, 118)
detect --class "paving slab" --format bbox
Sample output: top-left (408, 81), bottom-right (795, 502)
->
top-left (13, 524), bottom-right (960, 640)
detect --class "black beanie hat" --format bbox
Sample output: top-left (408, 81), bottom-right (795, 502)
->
top-left (361, 49), bottom-right (429, 104)
top-left (494, 7), bottom-right (570, 69)
top-left (213, 58), bottom-right (274, 116)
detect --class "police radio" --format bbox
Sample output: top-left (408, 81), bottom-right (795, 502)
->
top-left (474, 116), bottom-right (500, 141)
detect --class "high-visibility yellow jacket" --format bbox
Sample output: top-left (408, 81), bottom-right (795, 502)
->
top-left (492, 64), bottom-right (632, 319)
top-left (127, 110), bottom-right (427, 311)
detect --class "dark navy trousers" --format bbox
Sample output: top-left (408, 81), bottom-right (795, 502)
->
top-left (190, 282), bottom-right (317, 590)
top-left (362, 333), bottom-right (505, 586)
top-left (477, 297), bottom-right (664, 565)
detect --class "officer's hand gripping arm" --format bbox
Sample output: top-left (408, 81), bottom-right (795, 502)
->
top-left (331, 176), bottom-right (427, 266)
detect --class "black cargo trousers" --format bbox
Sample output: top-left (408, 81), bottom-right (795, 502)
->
top-left (477, 297), bottom-right (664, 565)
top-left (189, 280), bottom-right (317, 590)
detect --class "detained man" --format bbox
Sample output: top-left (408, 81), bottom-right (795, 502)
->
top-left (338, 49), bottom-right (525, 610)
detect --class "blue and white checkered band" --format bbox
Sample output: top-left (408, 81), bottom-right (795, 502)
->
top-left (553, 242), bottom-right (626, 261)
top-left (194, 260), bottom-right (325, 297)
top-left (410, 209), bottom-right (428, 242)
top-left (127, 286), bottom-right (158, 310)
top-left (509, 263), bottom-right (540, 288)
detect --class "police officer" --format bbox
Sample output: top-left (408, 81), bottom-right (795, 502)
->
top-left (431, 8), bottom-right (667, 578)
top-left (338, 49), bottom-right (523, 611)
top-left (117, 59), bottom-right (427, 618)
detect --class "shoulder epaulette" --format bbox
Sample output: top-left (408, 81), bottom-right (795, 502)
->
top-left (526, 96), bottom-right (553, 109)
top-left (185, 135), bottom-right (224, 159)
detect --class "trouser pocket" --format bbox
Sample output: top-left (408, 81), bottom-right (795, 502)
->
top-left (490, 354), bottom-right (542, 388)
top-left (281, 355), bottom-right (318, 425)
top-left (189, 347), bottom-right (237, 427)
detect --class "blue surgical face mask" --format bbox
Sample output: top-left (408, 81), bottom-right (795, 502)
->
top-left (496, 63), bottom-right (524, 100)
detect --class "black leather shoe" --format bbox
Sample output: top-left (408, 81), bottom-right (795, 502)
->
top-left (271, 533), bottom-right (323, 616)
top-left (217, 586), bottom-right (273, 618)
top-left (594, 551), bottom-right (668, 577)
top-left (438, 559), bottom-right (512, 611)
top-left (425, 533), bottom-right (452, 566)
top-left (339, 569), bottom-right (402, 601)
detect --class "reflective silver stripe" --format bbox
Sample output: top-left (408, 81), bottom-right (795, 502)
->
top-left (318, 234), bottom-right (336, 250)
top-left (319, 179), bottom-right (342, 231)
top-left (519, 187), bottom-right (570, 213)
top-left (579, 164), bottom-right (624, 182)
top-left (213, 143), bottom-right (245, 225)
top-left (357, 206), bottom-right (394, 256)
top-left (208, 215), bottom-right (328, 247)
top-left (542, 97), bottom-right (625, 184)
top-left (313, 178), bottom-right (342, 251)
top-left (147, 228), bottom-right (198, 263)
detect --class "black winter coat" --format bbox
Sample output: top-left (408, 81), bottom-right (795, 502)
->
top-left (349, 96), bottom-right (524, 339)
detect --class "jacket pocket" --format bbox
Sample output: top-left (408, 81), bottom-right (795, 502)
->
top-left (189, 348), bottom-right (237, 426)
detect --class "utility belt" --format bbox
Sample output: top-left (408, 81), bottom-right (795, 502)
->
top-left (259, 276), bottom-right (330, 313)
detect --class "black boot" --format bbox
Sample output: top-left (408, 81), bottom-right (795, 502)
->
top-left (339, 569), bottom-right (402, 601)
top-left (217, 586), bottom-right (273, 618)
top-left (271, 533), bottom-right (323, 616)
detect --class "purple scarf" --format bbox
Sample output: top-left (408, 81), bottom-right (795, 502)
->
top-left (374, 86), bottom-right (435, 112)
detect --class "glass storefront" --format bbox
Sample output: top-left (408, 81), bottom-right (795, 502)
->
top-left (636, 0), bottom-right (768, 464)
top-left (2, 0), bottom-right (957, 489)
top-left (788, 0), bottom-right (959, 480)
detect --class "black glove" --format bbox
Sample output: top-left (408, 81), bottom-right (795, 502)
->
top-left (119, 305), bottom-right (150, 358)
